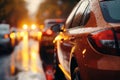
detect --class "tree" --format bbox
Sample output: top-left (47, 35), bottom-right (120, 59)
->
top-left (0, 0), bottom-right (29, 27)
top-left (36, 0), bottom-right (79, 24)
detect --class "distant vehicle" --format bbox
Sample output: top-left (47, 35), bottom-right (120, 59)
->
top-left (51, 0), bottom-right (120, 80)
top-left (40, 19), bottom-right (65, 65)
top-left (0, 23), bottom-right (13, 53)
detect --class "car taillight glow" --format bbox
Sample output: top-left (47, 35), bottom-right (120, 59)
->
top-left (46, 29), bottom-right (53, 35)
top-left (88, 28), bottom-right (120, 56)
top-left (4, 34), bottom-right (9, 39)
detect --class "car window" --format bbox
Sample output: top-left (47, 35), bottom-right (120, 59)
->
top-left (45, 22), bottom-right (64, 28)
top-left (71, 0), bottom-right (89, 28)
top-left (44, 19), bottom-right (65, 31)
top-left (65, 1), bottom-right (82, 29)
top-left (80, 5), bottom-right (90, 26)
top-left (100, 0), bottom-right (120, 23)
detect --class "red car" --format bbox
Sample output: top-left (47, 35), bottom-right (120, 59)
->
top-left (51, 0), bottom-right (120, 80)
top-left (40, 19), bottom-right (65, 65)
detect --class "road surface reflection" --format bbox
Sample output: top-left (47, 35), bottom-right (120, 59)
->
top-left (10, 31), bottom-right (46, 80)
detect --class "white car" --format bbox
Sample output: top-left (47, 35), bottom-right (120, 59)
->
top-left (0, 23), bottom-right (12, 53)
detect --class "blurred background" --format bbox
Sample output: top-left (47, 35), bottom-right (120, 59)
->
top-left (0, 0), bottom-right (79, 28)
top-left (0, 0), bottom-right (79, 80)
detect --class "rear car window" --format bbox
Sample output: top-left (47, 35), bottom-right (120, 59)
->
top-left (45, 22), bottom-right (64, 28)
top-left (44, 19), bottom-right (65, 31)
top-left (100, 0), bottom-right (120, 23)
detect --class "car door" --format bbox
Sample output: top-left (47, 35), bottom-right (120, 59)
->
top-left (57, 0), bottom-right (90, 74)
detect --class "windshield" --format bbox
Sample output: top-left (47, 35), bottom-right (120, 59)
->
top-left (100, 0), bottom-right (120, 23)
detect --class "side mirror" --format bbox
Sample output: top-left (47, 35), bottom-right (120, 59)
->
top-left (50, 24), bottom-right (63, 33)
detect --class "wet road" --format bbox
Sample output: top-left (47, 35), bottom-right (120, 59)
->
top-left (0, 55), bottom-right (11, 80)
top-left (0, 31), bottom-right (63, 80)
top-left (0, 32), bottom-right (47, 80)
top-left (9, 32), bottom-right (46, 80)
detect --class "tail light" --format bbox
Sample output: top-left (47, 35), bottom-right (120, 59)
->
top-left (46, 29), bottom-right (53, 35)
top-left (4, 34), bottom-right (9, 39)
top-left (88, 28), bottom-right (120, 56)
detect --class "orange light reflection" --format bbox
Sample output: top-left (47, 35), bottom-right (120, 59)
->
top-left (29, 40), bottom-right (39, 73)
top-left (10, 32), bottom-right (16, 47)
top-left (37, 31), bottom-right (42, 41)
top-left (21, 32), bottom-right (29, 71)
